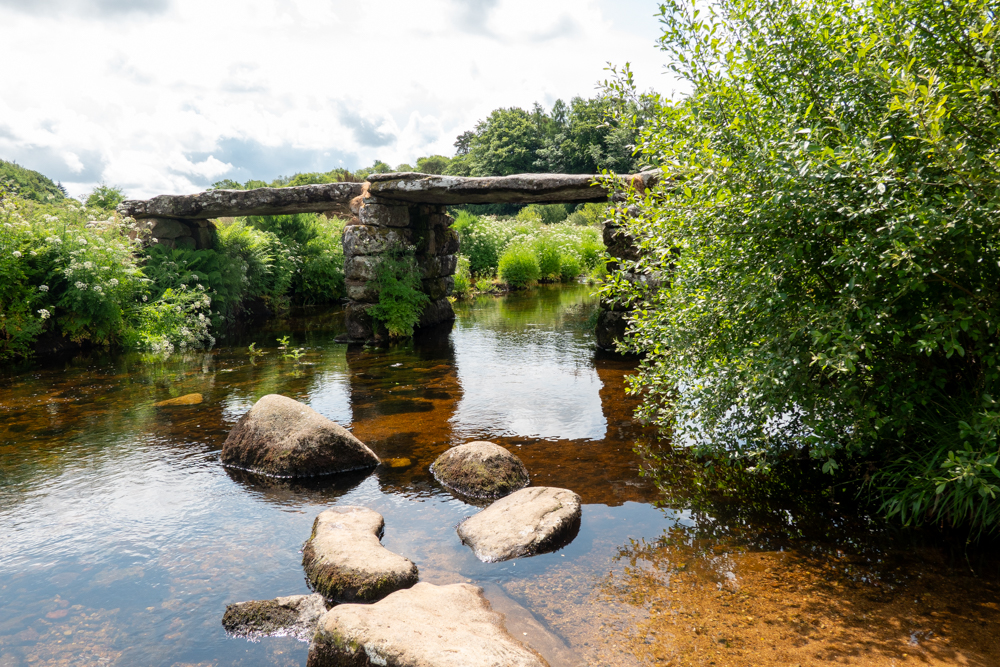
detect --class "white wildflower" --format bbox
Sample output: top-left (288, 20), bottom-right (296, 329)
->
top-left (12, 251), bottom-right (21, 258)
top-left (37, 309), bottom-right (50, 320)
top-left (83, 261), bottom-right (94, 269)
top-left (38, 285), bottom-right (49, 292)
top-left (75, 281), bottom-right (87, 290)
top-left (109, 278), bottom-right (119, 287)
top-left (142, 295), bottom-right (148, 302)
top-left (93, 285), bottom-right (103, 294)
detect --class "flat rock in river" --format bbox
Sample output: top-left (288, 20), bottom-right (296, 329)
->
top-left (222, 593), bottom-right (326, 641)
top-left (221, 394), bottom-right (379, 477)
top-left (302, 506), bottom-right (418, 603)
top-left (431, 441), bottom-right (529, 499)
top-left (457, 486), bottom-right (581, 562)
top-left (306, 581), bottom-right (546, 667)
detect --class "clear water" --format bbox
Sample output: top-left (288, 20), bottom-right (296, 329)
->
top-left (0, 284), bottom-right (666, 667)
top-left (3, 283), bottom-right (999, 667)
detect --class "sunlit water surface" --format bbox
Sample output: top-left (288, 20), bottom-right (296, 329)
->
top-left (2, 283), bottom-right (999, 667)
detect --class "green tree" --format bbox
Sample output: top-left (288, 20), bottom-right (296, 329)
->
top-left (85, 183), bottom-right (126, 211)
top-left (467, 108), bottom-right (543, 176)
top-left (605, 0), bottom-right (1000, 531)
top-left (415, 155), bottom-right (452, 174)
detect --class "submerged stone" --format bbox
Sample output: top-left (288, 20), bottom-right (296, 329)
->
top-left (154, 393), bottom-right (203, 407)
top-left (431, 441), bottom-right (529, 499)
top-left (221, 394), bottom-right (379, 477)
top-left (222, 593), bottom-right (326, 641)
top-left (306, 582), bottom-right (545, 667)
top-left (457, 486), bottom-right (582, 562)
top-left (301, 506), bottom-right (418, 603)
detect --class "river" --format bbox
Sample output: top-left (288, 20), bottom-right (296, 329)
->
top-left (1, 283), bottom-right (997, 666)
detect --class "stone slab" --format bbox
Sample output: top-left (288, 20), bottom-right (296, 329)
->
top-left (366, 170), bottom-right (662, 205)
top-left (307, 582), bottom-right (545, 667)
top-left (118, 182), bottom-right (364, 220)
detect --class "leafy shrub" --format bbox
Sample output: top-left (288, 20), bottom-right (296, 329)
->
top-left (498, 243), bottom-right (540, 288)
top-left (367, 244), bottom-right (430, 338)
top-left (454, 214), bottom-right (519, 276)
top-left (452, 255), bottom-right (472, 298)
top-left (559, 253), bottom-right (582, 282)
top-left (125, 285), bottom-right (214, 354)
top-left (606, 0), bottom-right (1000, 532)
top-left (0, 200), bottom-right (45, 358)
top-left (534, 236), bottom-right (562, 278)
top-left (518, 204), bottom-right (570, 225)
top-left (85, 184), bottom-right (126, 211)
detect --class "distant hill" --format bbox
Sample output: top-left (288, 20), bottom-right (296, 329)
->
top-left (0, 160), bottom-right (66, 202)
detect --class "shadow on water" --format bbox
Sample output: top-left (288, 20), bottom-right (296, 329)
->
top-left (1, 282), bottom-right (999, 666)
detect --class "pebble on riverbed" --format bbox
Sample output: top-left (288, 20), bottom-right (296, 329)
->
top-left (221, 394), bottom-right (380, 478)
top-left (458, 486), bottom-right (582, 562)
top-left (302, 506), bottom-right (419, 603)
top-left (222, 593), bottom-right (327, 641)
top-left (430, 441), bottom-right (529, 499)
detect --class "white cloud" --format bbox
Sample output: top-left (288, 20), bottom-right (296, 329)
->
top-left (0, 0), bottom-right (677, 199)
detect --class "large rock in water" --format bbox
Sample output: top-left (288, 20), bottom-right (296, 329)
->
top-left (221, 593), bottom-right (326, 641)
top-left (457, 487), bottom-right (582, 562)
top-left (306, 582), bottom-right (546, 667)
top-left (302, 506), bottom-right (418, 603)
top-left (431, 441), bottom-right (529, 499)
top-left (221, 394), bottom-right (379, 477)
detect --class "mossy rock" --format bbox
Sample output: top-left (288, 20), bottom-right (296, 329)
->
top-left (222, 593), bottom-right (326, 640)
top-left (430, 442), bottom-right (529, 499)
top-left (302, 506), bottom-right (418, 603)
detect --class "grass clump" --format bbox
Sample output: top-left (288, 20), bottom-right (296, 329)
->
top-left (498, 242), bottom-right (540, 289)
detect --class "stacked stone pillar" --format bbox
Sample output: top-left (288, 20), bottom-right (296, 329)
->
top-left (342, 195), bottom-right (459, 341)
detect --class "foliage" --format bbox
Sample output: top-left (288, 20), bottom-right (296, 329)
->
top-left (367, 244), bottom-right (431, 338)
top-left (566, 202), bottom-right (610, 227)
top-left (85, 184), bottom-right (126, 211)
top-left (559, 253), bottom-right (582, 282)
top-left (141, 244), bottom-right (245, 327)
top-left (448, 96), bottom-right (654, 177)
top-left (518, 204), bottom-right (571, 225)
top-left (126, 285), bottom-right (214, 354)
top-left (0, 160), bottom-right (65, 202)
top-left (452, 254), bottom-right (473, 298)
top-left (415, 155), bottom-right (452, 174)
top-left (498, 242), bottom-right (540, 288)
top-left (534, 236), bottom-right (562, 278)
top-left (604, 0), bottom-right (1000, 532)
top-left (293, 217), bottom-right (346, 304)
top-left (0, 199), bottom-right (47, 358)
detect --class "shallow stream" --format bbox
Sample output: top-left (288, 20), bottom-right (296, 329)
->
top-left (1, 283), bottom-right (998, 666)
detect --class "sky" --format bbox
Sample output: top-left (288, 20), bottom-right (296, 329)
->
top-left (0, 0), bottom-right (677, 199)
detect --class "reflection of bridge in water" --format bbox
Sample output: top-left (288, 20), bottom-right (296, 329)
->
top-left (119, 171), bottom-right (662, 343)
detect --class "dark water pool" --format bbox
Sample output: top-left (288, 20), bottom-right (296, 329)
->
top-left (2, 283), bottom-right (999, 667)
